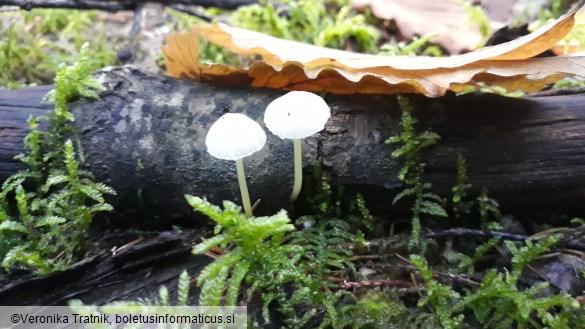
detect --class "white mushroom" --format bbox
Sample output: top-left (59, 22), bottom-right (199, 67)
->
top-left (264, 91), bottom-right (331, 203)
top-left (206, 113), bottom-right (266, 217)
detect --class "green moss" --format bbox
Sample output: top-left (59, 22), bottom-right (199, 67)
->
top-left (167, 0), bottom-right (380, 66)
top-left (184, 187), bottom-right (372, 328)
top-left (0, 44), bottom-right (115, 275)
top-left (0, 9), bottom-right (117, 89)
top-left (378, 33), bottom-right (444, 57)
top-left (232, 0), bottom-right (379, 53)
top-left (386, 95), bottom-right (446, 250)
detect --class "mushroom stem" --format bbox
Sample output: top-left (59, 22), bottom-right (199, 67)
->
top-left (290, 138), bottom-right (303, 203)
top-left (235, 158), bottom-right (253, 217)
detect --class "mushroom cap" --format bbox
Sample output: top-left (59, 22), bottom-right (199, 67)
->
top-left (264, 91), bottom-right (331, 139)
top-left (205, 113), bottom-right (267, 161)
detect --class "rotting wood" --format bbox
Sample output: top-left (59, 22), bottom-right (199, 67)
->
top-left (0, 67), bottom-right (583, 228)
top-left (0, 229), bottom-right (210, 305)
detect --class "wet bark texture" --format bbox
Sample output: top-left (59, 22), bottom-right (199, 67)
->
top-left (0, 86), bottom-right (53, 179)
top-left (0, 230), bottom-right (209, 305)
top-left (0, 67), bottom-right (584, 228)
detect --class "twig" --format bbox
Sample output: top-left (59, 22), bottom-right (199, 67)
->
top-left (426, 228), bottom-right (527, 241)
top-left (0, 0), bottom-right (257, 11)
top-left (340, 279), bottom-right (412, 289)
top-left (350, 254), bottom-right (395, 261)
top-left (167, 4), bottom-right (212, 22)
top-left (1, 0), bottom-right (127, 11)
top-left (529, 86), bottom-right (585, 97)
top-left (439, 272), bottom-right (481, 287)
top-left (426, 227), bottom-right (585, 252)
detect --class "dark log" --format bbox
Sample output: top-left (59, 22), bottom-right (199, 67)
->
top-left (0, 86), bottom-right (53, 179)
top-left (0, 229), bottom-right (210, 305)
top-left (0, 67), bottom-right (584, 228)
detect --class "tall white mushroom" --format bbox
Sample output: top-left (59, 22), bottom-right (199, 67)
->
top-left (205, 113), bottom-right (266, 217)
top-left (264, 91), bottom-right (331, 203)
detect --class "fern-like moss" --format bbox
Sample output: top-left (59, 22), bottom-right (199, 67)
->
top-left (411, 255), bottom-right (464, 329)
top-left (186, 194), bottom-right (375, 328)
top-left (451, 155), bottom-right (473, 220)
top-left (477, 187), bottom-right (501, 228)
top-left (0, 43), bottom-right (114, 275)
top-left (386, 95), bottom-right (446, 250)
top-left (186, 195), bottom-right (296, 307)
top-left (413, 236), bottom-right (581, 329)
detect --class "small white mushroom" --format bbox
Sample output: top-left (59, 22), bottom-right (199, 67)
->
top-left (264, 91), bottom-right (331, 203)
top-left (206, 113), bottom-right (266, 217)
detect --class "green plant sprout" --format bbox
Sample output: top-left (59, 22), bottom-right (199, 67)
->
top-left (185, 195), bottom-right (296, 306)
top-left (378, 33), bottom-right (444, 57)
top-left (454, 0), bottom-right (492, 48)
top-left (232, 0), bottom-right (379, 53)
top-left (477, 187), bottom-right (501, 229)
top-left (386, 95), bottom-right (446, 250)
top-left (411, 255), bottom-right (465, 329)
top-left (414, 236), bottom-right (582, 328)
top-left (355, 193), bottom-right (374, 233)
top-left (455, 237), bottom-right (580, 328)
top-left (457, 83), bottom-right (526, 97)
top-left (451, 155), bottom-right (473, 219)
top-left (449, 236), bottom-right (502, 274)
top-left (0, 43), bottom-right (115, 274)
top-left (185, 177), bottom-right (371, 328)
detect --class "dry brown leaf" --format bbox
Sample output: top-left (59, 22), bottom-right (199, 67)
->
top-left (194, 2), bottom-right (582, 69)
top-left (163, 32), bottom-right (200, 81)
top-left (350, 0), bottom-right (518, 53)
top-left (350, 0), bottom-right (484, 54)
top-left (189, 57), bottom-right (585, 96)
top-left (449, 57), bottom-right (585, 92)
top-left (162, 0), bottom-right (585, 97)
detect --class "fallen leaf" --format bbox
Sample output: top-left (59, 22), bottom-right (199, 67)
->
top-left (449, 57), bottom-right (585, 93)
top-left (350, 0), bottom-right (484, 54)
top-left (162, 0), bottom-right (585, 97)
top-left (163, 32), bottom-right (200, 81)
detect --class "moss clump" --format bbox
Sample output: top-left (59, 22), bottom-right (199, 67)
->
top-left (0, 44), bottom-right (115, 275)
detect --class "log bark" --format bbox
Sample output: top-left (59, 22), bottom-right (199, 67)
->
top-left (0, 229), bottom-right (210, 305)
top-left (0, 86), bottom-right (52, 179)
top-left (0, 67), bottom-right (584, 228)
